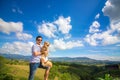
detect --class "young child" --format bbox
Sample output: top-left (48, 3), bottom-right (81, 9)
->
top-left (40, 41), bottom-right (52, 68)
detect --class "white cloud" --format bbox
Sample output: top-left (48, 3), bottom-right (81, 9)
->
top-left (38, 22), bottom-right (57, 38)
top-left (16, 32), bottom-right (33, 40)
top-left (0, 18), bottom-right (23, 34)
top-left (38, 16), bottom-right (72, 38)
top-left (101, 0), bottom-right (120, 45)
top-left (54, 16), bottom-right (72, 34)
top-left (110, 21), bottom-right (120, 33)
top-left (102, 0), bottom-right (120, 21)
top-left (0, 41), bottom-right (34, 55)
top-left (85, 0), bottom-right (120, 46)
top-left (102, 0), bottom-right (120, 34)
top-left (89, 21), bottom-right (100, 33)
top-left (64, 34), bottom-right (71, 39)
top-left (85, 28), bottom-right (120, 46)
top-left (84, 33), bottom-right (100, 46)
top-left (85, 21), bottom-right (101, 46)
top-left (95, 13), bottom-right (100, 19)
top-left (0, 18), bottom-right (33, 40)
top-left (49, 38), bottom-right (83, 51)
top-left (101, 31), bottom-right (120, 45)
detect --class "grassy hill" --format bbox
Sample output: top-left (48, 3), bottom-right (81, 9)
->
top-left (0, 56), bottom-right (47, 80)
top-left (0, 56), bottom-right (120, 80)
top-left (6, 64), bottom-right (45, 80)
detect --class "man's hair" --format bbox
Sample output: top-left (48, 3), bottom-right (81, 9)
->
top-left (36, 36), bottom-right (42, 40)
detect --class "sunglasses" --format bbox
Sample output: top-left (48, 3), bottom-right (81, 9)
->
top-left (37, 39), bottom-right (42, 41)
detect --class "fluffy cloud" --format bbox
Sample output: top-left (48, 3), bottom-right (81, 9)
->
top-left (0, 18), bottom-right (32, 40)
top-left (102, 0), bottom-right (120, 45)
top-left (102, 0), bottom-right (120, 21)
top-left (49, 39), bottom-right (83, 51)
top-left (102, 0), bottom-right (120, 34)
top-left (38, 16), bottom-right (83, 51)
top-left (85, 33), bottom-right (99, 46)
top-left (0, 41), bottom-right (34, 55)
top-left (85, 21), bottom-right (101, 46)
top-left (100, 30), bottom-right (120, 45)
top-left (0, 18), bottom-right (23, 34)
top-left (85, 0), bottom-right (120, 46)
top-left (64, 34), bottom-right (71, 40)
top-left (38, 16), bottom-right (72, 38)
top-left (16, 32), bottom-right (33, 40)
top-left (95, 13), bottom-right (100, 19)
top-left (85, 31), bottom-right (120, 46)
top-left (54, 16), bottom-right (72, 34)
top-left (38, 22), bottom-right (57, 38)
top-left (89, 21), bottom-right (100, 33)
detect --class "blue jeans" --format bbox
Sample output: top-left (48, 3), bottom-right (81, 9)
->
top-left (28, 63), bottom-right (48, 80)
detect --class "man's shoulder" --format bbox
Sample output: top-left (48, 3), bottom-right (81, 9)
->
top-left (32, 44), bottom-right (35, 47)
top-left (32, 44), bottom-right (42, 48)
top-left (32, 44), bottom-right (36, 46)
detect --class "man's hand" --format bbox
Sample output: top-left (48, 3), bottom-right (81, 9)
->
top-left (33, 51), bottom-right (41, 56)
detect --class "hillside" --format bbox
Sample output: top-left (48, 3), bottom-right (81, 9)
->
top-left (0, 56), bottom-right (120, 80)
top-left (0, 56), bottom-right (50, 80)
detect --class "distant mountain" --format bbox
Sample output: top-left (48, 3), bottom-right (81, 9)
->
top-left (50, 57), bottom-right (96, 62)
top-left (0, 53), bottom-right (120, 65)
top-left (0, 53), bottom-right (31, 61)
top-left (50, 57), bottom-right (120, 65)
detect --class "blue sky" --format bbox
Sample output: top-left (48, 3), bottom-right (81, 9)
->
top-left (0, 0), bottom-right (120, 61)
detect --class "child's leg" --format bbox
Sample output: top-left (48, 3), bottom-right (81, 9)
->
top-left (45, 61), bottom-right (52, 67)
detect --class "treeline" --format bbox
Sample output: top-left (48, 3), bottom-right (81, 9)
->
top-left (49, 62), bottom-right (120, 80)
top-left (0, 56), bottom-right (120, 80)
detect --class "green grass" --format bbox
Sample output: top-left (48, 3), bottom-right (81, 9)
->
top-left (1, 56), bottom-right (120, 80)
top-left (6, 64), bottom-right (45, 80)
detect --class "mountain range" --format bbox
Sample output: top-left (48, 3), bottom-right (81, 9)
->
top-left (0, 53), bottom-right (120, 65)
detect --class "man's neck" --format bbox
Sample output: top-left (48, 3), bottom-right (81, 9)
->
top-left (36, 43), bottom-right (40, 46)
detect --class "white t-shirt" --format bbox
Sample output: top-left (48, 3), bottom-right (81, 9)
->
top-left (30, 44), bottom-right (41, 63)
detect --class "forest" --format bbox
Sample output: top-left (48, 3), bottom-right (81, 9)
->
top-left (0, 56), bottom-right (120, 80)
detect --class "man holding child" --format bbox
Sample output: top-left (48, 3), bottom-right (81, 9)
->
top-left (28, 36), bottom-right (52, 80)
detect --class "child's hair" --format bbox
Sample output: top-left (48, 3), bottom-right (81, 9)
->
top-left (41, 41), bottom-right (50, 56)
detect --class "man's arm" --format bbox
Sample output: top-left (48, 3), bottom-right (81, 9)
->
top-left (32, 45), bottom-right (41, 56)
top-left (33, 51), bottom-right (41, 56)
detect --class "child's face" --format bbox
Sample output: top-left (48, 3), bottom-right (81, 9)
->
top-left (44, 42), bottom-right (50, 47)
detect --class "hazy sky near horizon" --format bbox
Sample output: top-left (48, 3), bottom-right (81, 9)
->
top-left (0, 0), bottom-right (120, 61)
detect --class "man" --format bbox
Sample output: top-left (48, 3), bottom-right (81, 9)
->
top-left (28, 36), bottom-right (50, 80)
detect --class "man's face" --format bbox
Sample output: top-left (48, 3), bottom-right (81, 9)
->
top-left (36, 38), bottom-right (42, 45)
